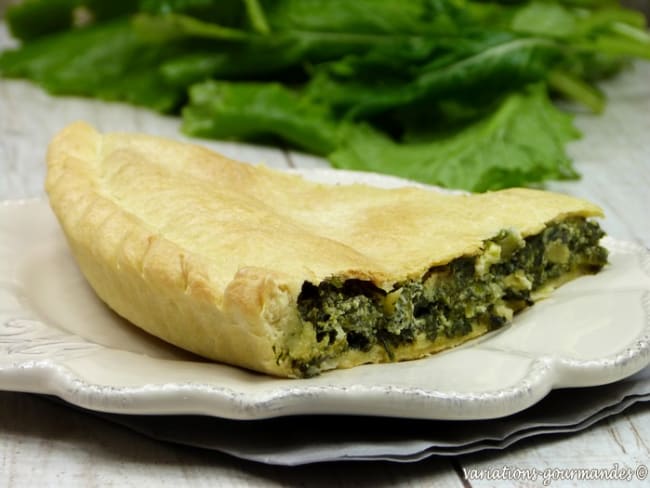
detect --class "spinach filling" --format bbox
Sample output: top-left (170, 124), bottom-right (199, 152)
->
top-left (293, 218), bottom-right (607, 375)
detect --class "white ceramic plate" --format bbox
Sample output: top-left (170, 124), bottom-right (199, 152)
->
top-left (1, 171), bottom-right (649, 420)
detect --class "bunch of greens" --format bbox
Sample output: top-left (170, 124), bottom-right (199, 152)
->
top-left (2, 0), bottom-right (649, 191)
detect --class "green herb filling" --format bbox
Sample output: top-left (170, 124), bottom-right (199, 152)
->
top-left (291, 217), bottom-right (607, 376)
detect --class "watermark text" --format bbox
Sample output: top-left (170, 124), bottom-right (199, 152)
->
top-left (463, 463), bottom-right (648, 486)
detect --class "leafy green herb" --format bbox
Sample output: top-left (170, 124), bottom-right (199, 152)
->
top-left (5, 0), bottom-right (136, 41)
top-left (183, 81), bottom-right (340, 155)
top-left (330, 85), bottom-right (581, 191)
top-left (1, 0), bottom-right (649, 191)
top-left (0, 19), bottom-right (187, 112)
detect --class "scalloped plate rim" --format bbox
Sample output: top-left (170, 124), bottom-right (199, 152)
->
top-left (1, 168), bottom-right (649, 421)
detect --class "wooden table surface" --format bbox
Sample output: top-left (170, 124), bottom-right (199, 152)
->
top-left (1, 22), bottom-right (649, 487)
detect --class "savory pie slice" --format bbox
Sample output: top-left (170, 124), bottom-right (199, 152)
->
top-left (46, 122), bottom-right (608, 377)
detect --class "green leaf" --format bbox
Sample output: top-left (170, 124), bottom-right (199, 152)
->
top-left (330, 85), bottom-right (581, 192)
top-left (308, 34), bottom-right (563, 119)
top-left (548, 69), bottom-right (605, 113)
top-left (570, 8), bottom-right (650, 59)
top-left (264, 0), bottom-right (465, 36)
top-left (138, 0), bottom-right (245, 26)
top-left (0, 20), bottom-right (186, 112)
top-left (5, 0), bottom-right (78, 41)
top-left (132, 12), bottom-right (251, 42)
top-left (5, 0), bottom-right (136, 41)
top-left (158, 40), bottom-right (304, 86)
top-left (182, 81), bottom-right (339, 155)
top-left (244, 0), bottom-right (270, 34)
top-left (574, 7), bottom-right (648, 36)
top-left (578, 35), bottom-right (650, 59)
top-left (511, 2), bottom-right (577, 39)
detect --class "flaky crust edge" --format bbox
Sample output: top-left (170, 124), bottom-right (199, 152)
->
top-left (45, 122), bottom-right (299, 377)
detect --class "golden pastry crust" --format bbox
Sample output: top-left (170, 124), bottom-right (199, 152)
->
top-left (46, 122), bottom-right (603, 377)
